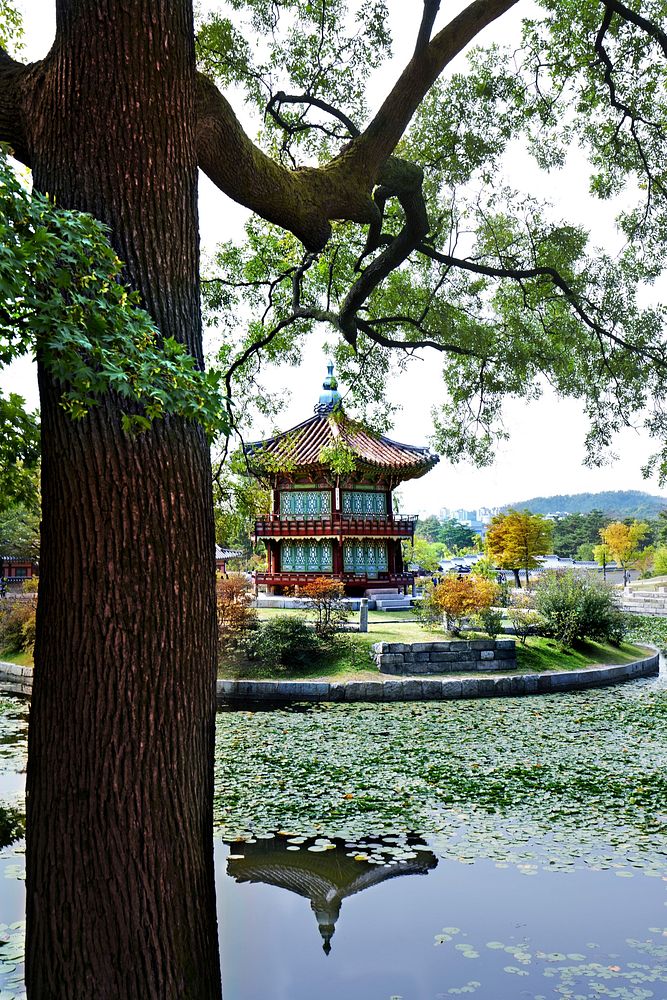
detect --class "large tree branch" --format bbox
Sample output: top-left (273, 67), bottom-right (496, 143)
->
top-left (341, 0), bottom-right (520, 181)
top-left (265, 91), bottom-right (360, 138)
top-left (414, 0), bottom-right (443, 55)
top-left (0, 46), bottom-right (32, 165)
top-left (196, 0), bottom-right (519, 251)
top-left (196, 73), bottom-right (377, 252)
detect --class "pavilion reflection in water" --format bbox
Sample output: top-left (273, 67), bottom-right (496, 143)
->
top-left (225, 834), bottom-right (438, 953)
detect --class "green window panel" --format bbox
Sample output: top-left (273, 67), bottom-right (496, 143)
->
top-left (280, 491), bottom-right (332, 517)
top-left (281, 539), bottom-right (333, 573)
top-left (342, 491), bottom-right (386, 516)
top-left (342, 539), bottom-right (388, 575)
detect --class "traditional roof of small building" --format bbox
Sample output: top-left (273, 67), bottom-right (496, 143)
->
top-left (246, 366), bottom-right (439, 483)
top-left (215, 546), bottom-right (244, 560)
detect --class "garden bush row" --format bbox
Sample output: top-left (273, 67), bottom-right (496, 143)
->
top-left (216, 575), bottom-right (350, 670)
top-left (418, 570), bottom-right (628, 648)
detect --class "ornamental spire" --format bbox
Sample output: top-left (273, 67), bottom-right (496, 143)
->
top-left (314, 362), bottom-right (342, 414)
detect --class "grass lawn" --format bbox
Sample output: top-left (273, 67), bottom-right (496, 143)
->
top-left (220, 613), bottom-right (653, 681)
top-left (0, 647), bottom-right (33, 667)
top-left (256, 607), bottom-right (419, 624)
top-left (514, 637), bottom-right (650, 673)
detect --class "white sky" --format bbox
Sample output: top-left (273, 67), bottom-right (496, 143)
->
top-left (5, 1), bottom-right (666, 514)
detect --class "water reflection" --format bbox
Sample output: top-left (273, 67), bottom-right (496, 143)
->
top-left (225, 834), bottom-right (437, 953)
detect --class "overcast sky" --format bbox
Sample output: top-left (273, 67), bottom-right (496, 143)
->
top-left (5, 1), bottom-right (666, 515)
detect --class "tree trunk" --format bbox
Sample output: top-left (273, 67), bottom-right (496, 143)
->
top-left (512, 569), bottom-right (521, 588)
top-left (24, 2), bottom-right (221, 996)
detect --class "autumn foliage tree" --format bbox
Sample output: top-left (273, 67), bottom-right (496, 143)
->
top-left (216, 573), bottom-right (258, 649)
top-left (599, 520), bottom-right (650, 574)
top-left (431, 575), bottom-right (498, 634)
top-left (486, 510), bottom-right (553, 587)
top-left (301, 576), bottom-right (348, 638)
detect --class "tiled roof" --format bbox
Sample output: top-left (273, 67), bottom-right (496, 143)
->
top-left (247, 410), bottom-right (439, 482)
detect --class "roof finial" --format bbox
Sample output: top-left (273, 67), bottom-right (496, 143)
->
top-left (314, 362), bottom-right (342, 413)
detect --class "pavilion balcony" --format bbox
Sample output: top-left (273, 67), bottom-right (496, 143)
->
top-left (254, 514), bottom-right (418, 539)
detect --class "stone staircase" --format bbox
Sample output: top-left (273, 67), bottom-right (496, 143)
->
top-left (620, 588), bottom-right (667, 616)
top-left (365, 587), bottom-right (414, 611)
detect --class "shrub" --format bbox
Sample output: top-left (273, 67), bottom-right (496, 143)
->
top-left (472, 606), bottom-right (504, 639)
top-left (431, 576), bottom-right (498, 635)
top-left (415, 580), bottom-right (440, 629)
top-left (301, 576), bottom-right (348, 638)
top-left (217, 573), bottom-right (258, 649)
top-left (0, 596), bottom-right (38, 654)
top-left (652, 546), bottom-right (667, 577)
top-left (534, 570), bottom-right (627, 647)
top-left (507, 592), bottom-right (545, 645)
top-left (245, 615), bottom-right (323, 669)
top-left (470, 557), bottom-right (498, 581)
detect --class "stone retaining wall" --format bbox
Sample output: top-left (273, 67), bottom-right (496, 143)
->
top-left (2, 652), bottom-right (659, 706)
top-left (216, 653), bottom-right (658, 703)
top-left (372, 638), bottom-right (516, 674)
top-left (0, 660), bottom-right (33, 697)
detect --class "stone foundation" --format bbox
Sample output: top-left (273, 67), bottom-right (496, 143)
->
top-left (0, 660), bottom-right (33, 697)
top-left (372, 638), bottom-right (516, 674)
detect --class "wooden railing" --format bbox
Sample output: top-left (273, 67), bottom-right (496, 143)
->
top-left (254, 514), bottom-right (417, 538)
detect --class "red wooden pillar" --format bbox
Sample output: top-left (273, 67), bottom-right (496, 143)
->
top-left (333, 539), bottom-right (343, 577)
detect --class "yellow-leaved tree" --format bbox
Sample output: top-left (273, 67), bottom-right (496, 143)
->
top-left (599, 521), bottom-right (650, 579)
top-left (486, 510), bottom-right (553, 587)
top-left (431, 576), bottom-right (498, 635)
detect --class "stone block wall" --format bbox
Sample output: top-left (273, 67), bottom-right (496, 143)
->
top-left (0, 660), bottom-right (33, 697)
top-left (371, 638), bottom-right (516, 674)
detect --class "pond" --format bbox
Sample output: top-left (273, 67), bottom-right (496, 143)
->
top-left (2, 671), bottom-right (667, 999)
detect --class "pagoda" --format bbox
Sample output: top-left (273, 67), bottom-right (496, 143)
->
top-left (248, 364), bottom-right (438, 596)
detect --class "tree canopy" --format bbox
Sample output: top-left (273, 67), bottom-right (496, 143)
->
top-left (486, 508), bottom-right (553, 583)
top-left (195, 0), bottom-right (667, 475)
top-left (416, 515), bottom-right (481, 552)
top-left (2, 0), bottom-right (667, 480)
top-left (599, 518), bottom-right (651, 569)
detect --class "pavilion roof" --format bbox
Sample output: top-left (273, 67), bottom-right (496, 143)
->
top-left (246, 409), bottom-right (439, 483)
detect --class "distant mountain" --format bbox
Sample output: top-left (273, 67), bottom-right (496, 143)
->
top-left (502, 490), bottom-right (667, 520)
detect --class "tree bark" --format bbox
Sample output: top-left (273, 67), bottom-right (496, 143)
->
top-left (23, 2), bottom-right (221, 996)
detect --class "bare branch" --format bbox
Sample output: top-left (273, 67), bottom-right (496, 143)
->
top-left (266, 91), bottom-right (360, 138)
top-left (356, 316), bottom-right (485, 358)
